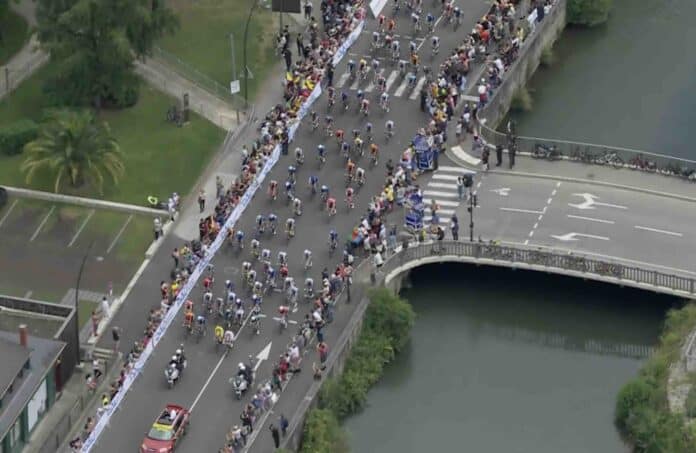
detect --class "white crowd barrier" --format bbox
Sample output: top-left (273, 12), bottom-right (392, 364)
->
top-left (332, 20), bottom-right (365, 67)
top-left (79, 25), bottom-right (356, 451)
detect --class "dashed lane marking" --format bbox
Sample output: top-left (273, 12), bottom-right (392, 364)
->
top-left (68, 209), bottom-right (95, 247)
top-left (29, 206), bottom-right (55, 242)
top-left (499, 208), bottom-right (544, 215)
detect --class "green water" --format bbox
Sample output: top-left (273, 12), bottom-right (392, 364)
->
top-left (344, 266), bottom-right (675, 452)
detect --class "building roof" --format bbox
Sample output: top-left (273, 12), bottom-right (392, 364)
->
top-left (0, 337), bottom-right (30, 402)
top-left (0, 331), bottom-right (64, 439)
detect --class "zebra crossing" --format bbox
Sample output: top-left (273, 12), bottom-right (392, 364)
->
top-left (421, 165), bottom-right (476, 224)
top-left (335, 68), bottom-right (427, 101)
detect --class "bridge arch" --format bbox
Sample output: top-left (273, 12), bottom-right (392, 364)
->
top-left (379, 241), bottom-right (696, 300)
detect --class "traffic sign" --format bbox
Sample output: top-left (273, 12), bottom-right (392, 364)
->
top-left (230, 80), bottom-right (240, 94)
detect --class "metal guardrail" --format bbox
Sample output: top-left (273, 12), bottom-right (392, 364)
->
top-left (381, 240), bottom-right (696, 297)
top-left (478, 124), bottom-right (696, 181)
top-left (151, 46), bottom-right (243, 109)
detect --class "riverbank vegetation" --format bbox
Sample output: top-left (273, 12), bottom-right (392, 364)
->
top-left (299, 288), bottom-right (416, 453)
top-left (567, 0), bottom-right (613, 27)
top-left (615, 304), bottom-right (696, 452)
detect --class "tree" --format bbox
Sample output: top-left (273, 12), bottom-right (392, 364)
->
top-left (36, 0), bottom-right (178, 108)
top-left (567, 0), bottom-right (613, 27)
top-left (21, 109), bottom-right (125, 194)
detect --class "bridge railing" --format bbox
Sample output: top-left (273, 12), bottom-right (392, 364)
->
top-left (478, 124), bottom-right (696, 180)
top-left (381, 240), bottom-right (696, 297)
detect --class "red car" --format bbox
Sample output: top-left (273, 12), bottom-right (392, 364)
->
top-left (140, 404), bottom-right (190, 453)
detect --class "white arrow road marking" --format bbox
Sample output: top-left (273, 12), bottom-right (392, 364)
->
top-left (634, 226), bottom-right (683, 237)
top-left (567, 214), bottom-right (615, 225)
top-left (568, 193), bottom-right (628, 210)
top-left (499, 208), bottom-right (544, 215)
top-left (490, 188), bottom-right (511, 196)
top-left (551, 232), bottom-right (610, 242)
top-left (254, 341), bottom-right (273, 372)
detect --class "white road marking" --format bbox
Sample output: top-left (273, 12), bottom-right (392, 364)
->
top-left (567, 214), bottom-right (615, 225)
top-left (424, 198), bottom-right (459, 207)
top-left (528, 231), bottom-right (535, 237)
top-left (551, 190), bottom-right (557, 196)
top-left (547, 198), bottom-right (552, 205)
top-left (409, 77), bottom-right (426, 100)
top-left (524, 239), bottom-right (530, 245)
top-left (542, 206), bottom-right (548, 214)
top-left (432, 174), bottom-right (462, 181)
top-left (537, 215), bottom-right (543, 221)
top-left (29, 206), bottom-right (55, 242)
top-left (533, 222), bottom-right (539, 229)
top-left (556, 182), bottom-right (561, 188)
top-left (499, 208), bottom-right (544, 215)
top-left (450, 146), bottom-right (481, 166)
top-left (394, 76), bottom-right (410, 97)
top-left (190, 349), bottom-right (228, 411)
top-left (272, 317), bottom-right (298, 324)
top-left (23, 290), bottom-right (33, 299)
top-left (0, 199), bottom-right (18, 228)
top-left (425, 208), bottom-right (455, 216)
top-left (551, 232), bottom-right (610, 242)
top-left (68, 209), bottom-right (95, 247)
top-left (437, 165), bottom-right (475, 173)
top-left (364, 81), bottom-right (375, 92)
top-left (490, 188), bottom-right (510, 196)
top-left (423, 190), bottom-right (458, 199)
top-left (569, 193), bottom-right (628, 210)
top-left (350, 68), bottom-right (369, 90)
top-left (634, 225), bottom-right (683, 237)
top-left (385, 70), bottom-right (399, 92)
top-left (107, 214), bottom-right (133, 254)
top-left (336, 73), bottom-right (350, 88)
top-left (428, 182), bottom-right (458, 190)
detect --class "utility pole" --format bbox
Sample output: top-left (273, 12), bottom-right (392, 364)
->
top-left (243, 0), bottom-right (262, 109)
top-left (75, 240), bottom-right (95, 364)
top-left (465, 174), bottom-right (477, 241)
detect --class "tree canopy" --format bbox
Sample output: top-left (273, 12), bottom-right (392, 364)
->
top-left (36, 0), bottom-right (178, 108)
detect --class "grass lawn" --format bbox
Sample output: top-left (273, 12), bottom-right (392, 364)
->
top-left (0, 62), bottom-right (226, 204)
top-left (0, 9), bottom-right (29, 65)
top-left (158, 0), bottom-right (278, 101)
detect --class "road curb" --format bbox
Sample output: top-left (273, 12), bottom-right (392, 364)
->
top-left (446, 150), bottom-right (696, 203)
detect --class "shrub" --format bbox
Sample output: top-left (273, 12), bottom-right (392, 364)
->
top-left (615, 379), bottom-right (654, 433)
top-left (300, 409), bottom-right (349, 453)
top-left (686, 385), bottom-right (696, 419)
top-left (0, 119), bottom-right (38, 155)
top-left (567, 0), bottom-right (613, 27)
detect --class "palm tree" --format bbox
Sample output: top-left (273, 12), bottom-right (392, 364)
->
top-left (21, 109), bottom-right (124, 194)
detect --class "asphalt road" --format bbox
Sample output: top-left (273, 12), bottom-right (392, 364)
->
top-left (91, 3), bottom-right (696, 453)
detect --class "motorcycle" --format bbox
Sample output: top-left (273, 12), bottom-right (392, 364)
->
top-left (165, 364), bottom-right (180, 389)
top-left (230, 374), bottom-right (248, 400)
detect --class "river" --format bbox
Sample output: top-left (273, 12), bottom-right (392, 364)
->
top-left (344, 266), bottom-right (676, 452)
top-left (507, 0), bottom-right (696, 160)
top-left (344, 1), bottom-right (693, 451)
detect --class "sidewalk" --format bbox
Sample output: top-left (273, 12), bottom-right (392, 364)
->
top-left (448, 133), bottom-right (696, 202)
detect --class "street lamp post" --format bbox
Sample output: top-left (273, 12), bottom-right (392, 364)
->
top-left (467, 188), bottom-right (478, 242)
top-left (243, 0), bottom-right (263, 109)
top-left (75, 240), bottom-right (95, 364)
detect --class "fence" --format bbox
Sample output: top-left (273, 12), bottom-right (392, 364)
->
top-left (478, 124), bottom-right (696, 179)
top-left (381, 240), bottom-right (696, 298)
top-left (151, 46), bottom-right (243, 109)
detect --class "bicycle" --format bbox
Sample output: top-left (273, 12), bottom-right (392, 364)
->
top-left (532, 144), bottom-right (562, 161)
top-left (594, 151), bottom-right (625, 169)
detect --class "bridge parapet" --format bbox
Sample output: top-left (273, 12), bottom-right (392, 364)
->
top-left (381, 240), bottom-right (696, 300)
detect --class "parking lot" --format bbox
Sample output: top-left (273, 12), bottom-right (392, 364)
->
top-left (0, 198), bottom-right (155, 303)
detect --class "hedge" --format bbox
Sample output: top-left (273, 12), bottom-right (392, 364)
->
top-left (299, 288), bottom-right (416, 452)
top-left (0, 119), bottom-right (38, 155)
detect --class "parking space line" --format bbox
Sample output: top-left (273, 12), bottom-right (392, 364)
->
top-left (68, 209), bottom-right (95, 247)
top-left (107, 214), bottom-right (133, 254)
top-left (567, 214), bottom-right (615, 225)
top-left (634, 225), bottom-right (683, 237)
top-left (500, 208), bottom-right (544, 215)
top-left (0, 199), bottom-right (18, 228)
top-left (29, 206), bottom-right (55, 242)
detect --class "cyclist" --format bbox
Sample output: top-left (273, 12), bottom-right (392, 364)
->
top-left (356, 166), bottom-right (366, 186)
top-left (345, 187), bottom-right (355, 209)
top-left (380, 92), bottom-right (390, 112)
top-left (287, 165), bottom-right (296, 184)
top-left (235, 230), bottom-right (245, 248)
top-left (347, 59), bottom-right (356, 78)
top-left (278, 305), bottom-right (289, 329)
top-left (398, 59), bottom-right (407, 77)
top-left (268, 180), bottom-right (278, 200)
top-left (325, 115), bottom-right (334, 136)
top-left (293, 197), bottom-right (302, 216)
top-left (341, 140), bottom-right (350, 161)
top-left (268, 213), bottom-right (278, 235)
top-left (250, 238), bottom-right (260, 259)
top-left (261, 248), bottom-right (271, 265)
top-left (431, 35), bottom-right (440, 55)
top-left (183, 309), bottom-right (194, 333)
top-left (304, 249), bottom-right (313, 270)
top-left (376, 72), bottom-right (386, 93)
top-left (329, 229), bottom-right (338, 252)
top-left (378, 14), bottom-right (386, 32)
top-left (371, 31), bottom-right (380, 51)
top-left (365, 122), bottom-right (373, 142)
top-left (346, 159), bottom-right (356, 183)
top-left (453, 6), bottom-right (462, 26)
top-left (391, 40), bottom-right (400, 63)
top-left (360, 98), bottom-right (370, 116)
top-left (308, 175), bottom-right (319, 194)
top-left (387, 17), bottom-right (396, 33)
top-left (410, 51), bottom-right (420, 73)
top-left (310, 111), bottom-right (319, 131)
top-left (412, 11), bottom-right (421, 33)
top-left (335, 128), bottom-right (345, 146)
top-left (426, 12), bottom-right (435, 32)
top-left (327, 86), bottom-right (335, 108)
top-left (295, 147), bottom-right (304, 165)
top-left (358, 58), bottom-right (368, 80)
top-left (305, 277), bottom-right (315, 300)
top-left (326, 196), bottom-right (337, 216)
top-left (214, 324), bottom-right (224, 344)
top-left (341, 91), bottom-right (349, 111)
top-left (385, 119), bottom-right (395, 141)
top-left (286, 217), bottom-right (295, 238)
top-left (407, 71), bottom-right (417, 87)
top-left (320, 184), bottom-right (330, 202)
top-left (372, 59), bottom-right (381, 78)
top-left (370, 143), bottom-right (380, 165)
top-left (354, 134), bottom-right (364, 156)
top-left (284, 180), bottom-right (294, 202)
top-left (255, 214), bottom-right (265, 235)
top-left (409, 40), bottom-right (417, 54)
top-left (317, 144), bottom-right (326, 165)
top-left (277, 251), bottom-right (287, 267)
top-left (195, 314), bottom-right (206, 336)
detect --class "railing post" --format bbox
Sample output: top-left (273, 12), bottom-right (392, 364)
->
top-left (652, 270), bottom-right (658, 286)
top-left (691, 278), bottom-right (695, 294)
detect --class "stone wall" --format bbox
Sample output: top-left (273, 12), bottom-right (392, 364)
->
top-left (478, 0), bottom-right (567, 129)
